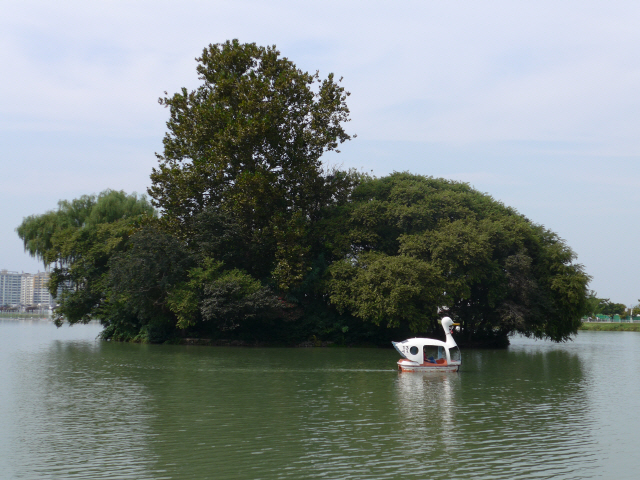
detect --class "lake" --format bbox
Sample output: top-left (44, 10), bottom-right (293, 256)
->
top-left (1, 319), bottom-right (639, 479)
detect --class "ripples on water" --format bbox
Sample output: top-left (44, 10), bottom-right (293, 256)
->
top-left (1, 320), bottom-right (640, 479)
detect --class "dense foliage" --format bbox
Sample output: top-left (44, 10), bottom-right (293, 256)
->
top-left (148, 39), bottom-right (355, 291)
top-left (16, 191), bottom-right (155, 327)
top-left (17, 41), bottom-right (591, 346)
top-left (324, 173), bottom-right (590, 345)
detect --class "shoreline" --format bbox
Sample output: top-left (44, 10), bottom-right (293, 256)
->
top-left (4, 317), bottom-right (639, 336)
top-left (579, 322), bottom-right (640, 332)
top-left (0, 314), bottom-right (52, 320)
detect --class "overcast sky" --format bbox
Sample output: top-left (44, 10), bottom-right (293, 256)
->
top-left (2, 1), bottom-right (639, 305)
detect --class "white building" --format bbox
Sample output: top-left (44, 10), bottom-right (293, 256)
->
top-left (20, 272), bottom-right (55, 308)
top-left (0, 270), bottom-right (23, 307)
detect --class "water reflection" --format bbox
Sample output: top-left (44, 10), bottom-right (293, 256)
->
top-left (10, 339), bottom-right (162, 480)
top-left (395, 372), bottom-right (459, 449)
top-left (450, 345), bottom-right (599, 479)
top-left (391, 345), bottom-right (601, 479)
top-left (2, 323), bottom-right (639, 479)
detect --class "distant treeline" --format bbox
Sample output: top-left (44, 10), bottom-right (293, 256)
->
top-left (16, 41), bottom-right (590, 347)
top-left (585, 292), bottom-right (639, 318)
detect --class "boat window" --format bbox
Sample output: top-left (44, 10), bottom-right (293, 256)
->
top-left (409, 346), bottom-right (419, 355)
top-left (423, 346), bottom-right (446, 363)
top-left (449, 346), bottom-right (461, 362)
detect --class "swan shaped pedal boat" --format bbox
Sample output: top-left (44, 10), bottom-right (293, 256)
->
top-left (392, 317), bottom-right (461, 372)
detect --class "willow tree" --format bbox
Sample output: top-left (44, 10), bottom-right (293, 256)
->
top-left (16, 190), bottom-right (155, 325)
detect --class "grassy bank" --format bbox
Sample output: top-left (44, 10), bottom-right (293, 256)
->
top-left (579, 322), bottom-right (640, 332)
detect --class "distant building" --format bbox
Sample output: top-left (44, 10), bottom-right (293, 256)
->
top-left (33, 272), bottom-right (53, 306)
top-left (0, 270), bottom-right (23, 307)
top-left (1, 269), bottom-right (58, 310)
top-left (21, 272), bottom-right (55, 308)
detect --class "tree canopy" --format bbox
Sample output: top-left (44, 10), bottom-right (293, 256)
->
top-left (16, 41), bottom-right (591, 347)
top-left (322, 173), bottom-right (591, 345)
top-left (16, 191), bottom-right (156, 326)
top-left (148, 39), bottom-right (356, 290)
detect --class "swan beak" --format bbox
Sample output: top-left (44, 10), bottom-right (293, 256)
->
top-left (452, 323), bottom-right (460, 326)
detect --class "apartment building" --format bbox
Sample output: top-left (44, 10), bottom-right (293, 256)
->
top-left (20, 272), bottom-right (55, 307)
top-left (0, 269), bottom-right (57, 308)
top-left (0, 270), bottom-right (23, 307)
top-left (32, 272), bottom-right (53, 306)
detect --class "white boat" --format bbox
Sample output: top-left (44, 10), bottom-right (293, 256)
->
top-left (392, 317), bottom-right (461, 372)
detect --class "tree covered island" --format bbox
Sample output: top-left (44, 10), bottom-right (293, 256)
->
top-left (17, 41), bottom-right (590, 347)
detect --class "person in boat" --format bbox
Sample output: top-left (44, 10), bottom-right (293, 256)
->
top-left (424, 345), bottom-right (445, 364)
top-left (424, 349), bottom-right (436, 364)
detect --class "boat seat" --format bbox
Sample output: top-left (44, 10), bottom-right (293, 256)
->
top-left (422, 358), bottom-right (448, 366)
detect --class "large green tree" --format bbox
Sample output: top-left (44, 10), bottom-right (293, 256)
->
top-left (148, 39), bottom-right (355, 289)
top-left (17, 191), bottom-right (286, 342)
top-left (16, 41), bottom-right (592, 347)
top-left (323, 173), bottom-right (591, 345)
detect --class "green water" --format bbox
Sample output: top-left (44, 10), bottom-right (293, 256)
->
top-left (1, 320), bottom-right (639, 479)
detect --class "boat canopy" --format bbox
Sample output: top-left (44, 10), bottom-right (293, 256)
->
top-left (392, 338), bottom-right (448, 364)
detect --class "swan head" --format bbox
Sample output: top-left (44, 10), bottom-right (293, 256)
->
top-left (441, 316), bottom-right (460, 334)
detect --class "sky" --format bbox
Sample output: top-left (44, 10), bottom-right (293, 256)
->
top-left (1, 1), bottom-right (639, 305)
